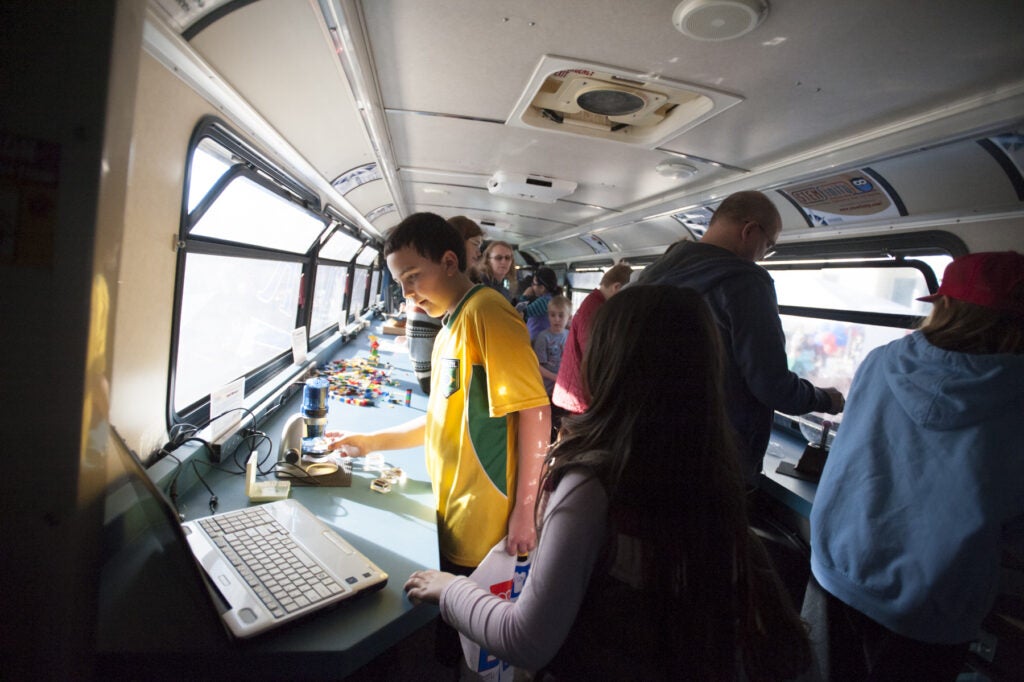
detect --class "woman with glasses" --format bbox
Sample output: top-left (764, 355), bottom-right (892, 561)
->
top-left (481, 241), bottom-right (517, 302)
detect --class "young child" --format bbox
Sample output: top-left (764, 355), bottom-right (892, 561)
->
top-left (404, 285), bottom-right (811, 680)
top-left (532, 295), bottom-right (571, 396)
top-left (328, 213), bottom-right (551, 570)
top-left (516, 267), bottom-right (561, 340)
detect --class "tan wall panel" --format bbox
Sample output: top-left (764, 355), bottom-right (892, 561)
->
top-left (110, 51), bottom-right (216, 458)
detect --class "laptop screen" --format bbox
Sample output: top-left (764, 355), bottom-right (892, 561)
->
top-left (96, 426), bottom-right (229, 652)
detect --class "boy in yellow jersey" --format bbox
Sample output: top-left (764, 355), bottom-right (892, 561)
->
top-left (327, 212), bottom-right (551, 573)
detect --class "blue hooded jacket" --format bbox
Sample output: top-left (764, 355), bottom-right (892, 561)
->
top-left (811, 331), bottom-right (1024, 643)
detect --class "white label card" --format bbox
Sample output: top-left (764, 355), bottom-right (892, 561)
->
top-left (291, 326), bottom-right (308, 364)
top-left (209, 377), bottom-right (245, 443)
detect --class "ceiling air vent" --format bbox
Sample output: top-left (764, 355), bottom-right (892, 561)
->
top-left (507, 56), bottom-right (743, 148)
top-left (487, 171), bottom-right (577, 203)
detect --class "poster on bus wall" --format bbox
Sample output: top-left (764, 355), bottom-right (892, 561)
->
top-left (779, 170), bottom-right (905, 227)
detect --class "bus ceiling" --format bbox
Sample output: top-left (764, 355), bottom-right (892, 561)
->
top-left (145, 0), bottom-right (1024, 259)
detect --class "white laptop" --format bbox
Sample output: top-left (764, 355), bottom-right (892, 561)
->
top-left (107, 427), bottom-right (388, 640)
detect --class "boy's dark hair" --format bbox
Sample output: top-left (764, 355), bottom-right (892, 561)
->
top-left (384, 212), bottom-right (466, 270)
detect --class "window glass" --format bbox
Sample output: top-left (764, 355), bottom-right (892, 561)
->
top-left (370, 269), bottom-right (381, 305)
top-left (349, 267), bottom-right (369, 320)
top-left (174, 253), bottom-right (302, 411)
top-left (356, 246), bottom-right (379, 266)
top-left (187, 137), bottom-right (233, 212)
top-left (916, 255), bottom-right (953, 280)
top-left (778, 315), bottom-right (911, 426)
top-left (310, 264), bottom-right (349, 336)
top-left (190, 174), bottom-right (325, 253)
top-left (568, 270), bottom-right (603, 290)
top-left (770, 258), bottom-right (950, 316)
top-left (320, 229), bottom-right (363, 262)
top-left (571, 290), bottom-right (589, 311)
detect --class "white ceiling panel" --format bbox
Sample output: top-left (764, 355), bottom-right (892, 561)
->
top-left (385, 110), bottom-right (735, 210)
top-left (153, 0), bottom-right (1024, 254)
top-left (344, 181), bottom-right (395, 217)
top-left (190, 0), bottom-right (379, 181)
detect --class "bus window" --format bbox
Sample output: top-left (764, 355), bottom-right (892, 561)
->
top-left (370, 268), bottom-right (382, 307)
top-left (174, 254), bottom-right (302, 413)
top-left (190, 173), bottom-right (325, 253)
top-left (769, 255), bottom-right (953, 428)
top-left (170, 119), bottom-right (341, 427)
top-left (186, 137), bottom-right (232, 212)
top-left (309, 263), bottom-right (349, 337)
top-left (349, 267), bottom-right (370, 321)
top-left (320, 229), bottom-right (363, 262)
top-left (566, 264), bottom-right (613, 310)
top-left (356, 246), bottom-right (379, 267)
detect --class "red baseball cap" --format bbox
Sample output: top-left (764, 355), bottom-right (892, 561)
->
top-left (917, 251), bottom-right (1024, 316)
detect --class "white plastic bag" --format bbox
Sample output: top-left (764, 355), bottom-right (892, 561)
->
top-left (460, 539), bottom-right (531, 681)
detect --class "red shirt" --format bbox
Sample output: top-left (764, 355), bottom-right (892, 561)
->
top-left (552, 289), bottom-right (606, 413)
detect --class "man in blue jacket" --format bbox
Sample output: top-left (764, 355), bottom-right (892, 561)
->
top-left (638, 190), bottom-right (844, 483)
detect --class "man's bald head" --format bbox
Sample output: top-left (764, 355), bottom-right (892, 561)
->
top-left (702, 190), bottom-right (782, 262)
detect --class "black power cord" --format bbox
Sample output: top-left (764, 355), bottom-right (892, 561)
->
top-left (159, 406), bottom-right (282, 519)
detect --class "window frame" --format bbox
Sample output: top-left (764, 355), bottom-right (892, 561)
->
top-left (760, 231), bottom-right (967, 436)
top-left (768, 258), bottom-right (940, 330)
top-left (564, 259), bottom-right (614, 294)
top-left (168, 117), bottom-right (380, 430)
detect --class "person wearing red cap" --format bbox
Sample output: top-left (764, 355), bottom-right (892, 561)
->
top-left (807, 251), bottom-right (1024, 680)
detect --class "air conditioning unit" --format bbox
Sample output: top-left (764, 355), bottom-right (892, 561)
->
top-left (487, 172), bottom-right (577, 203)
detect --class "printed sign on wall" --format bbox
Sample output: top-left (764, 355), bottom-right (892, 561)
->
top-left (779, 170), bottom-right (905, 227)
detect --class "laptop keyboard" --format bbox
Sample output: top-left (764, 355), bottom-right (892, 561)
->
top-left (199, 506), bottom-right (346, 618)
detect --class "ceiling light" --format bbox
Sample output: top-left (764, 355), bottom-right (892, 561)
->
top-left (672, 0), bottom-right (768, 42)
top-left (656, 160), bottom-right (699, 178)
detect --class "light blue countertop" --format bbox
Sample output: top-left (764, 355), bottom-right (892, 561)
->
top-left (98, 324), bottom-right (440, 678)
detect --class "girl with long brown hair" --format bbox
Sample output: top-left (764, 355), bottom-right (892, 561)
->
top-left (405, 284), bottom-right (810, 680)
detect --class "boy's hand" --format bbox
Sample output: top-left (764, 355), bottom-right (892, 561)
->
top-left (506, 504), bottom-right (537, 555)
top-left (325, 431), bottom-right (370, 457)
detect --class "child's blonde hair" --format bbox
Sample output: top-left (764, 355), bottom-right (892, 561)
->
top-left (548, 294), bottom-right (572, 313)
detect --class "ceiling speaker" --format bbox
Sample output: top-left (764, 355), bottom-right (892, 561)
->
top-left (672, 0), bottom-right (768, 41)
top-left (576, 87), bottom-right (647, 116)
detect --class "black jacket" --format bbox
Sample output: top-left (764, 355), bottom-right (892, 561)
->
top-left (638, 241), bottom-right (830, 482)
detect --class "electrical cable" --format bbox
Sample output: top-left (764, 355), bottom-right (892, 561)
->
top-left (273, 461), bottom-right (326, 484)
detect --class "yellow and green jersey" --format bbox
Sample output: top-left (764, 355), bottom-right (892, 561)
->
top-left (427, 285), bottom-right (549, 566)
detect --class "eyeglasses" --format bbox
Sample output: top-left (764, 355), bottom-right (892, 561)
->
top-left (489, 254), bottom-right (513, 261)
top-left (750, 221), bottom-right (776, 250)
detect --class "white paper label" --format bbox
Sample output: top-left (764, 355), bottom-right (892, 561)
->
top-left (209, 377), bottom-right (245, 443)
top-left (291, 326), bottom-right (308, 364)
